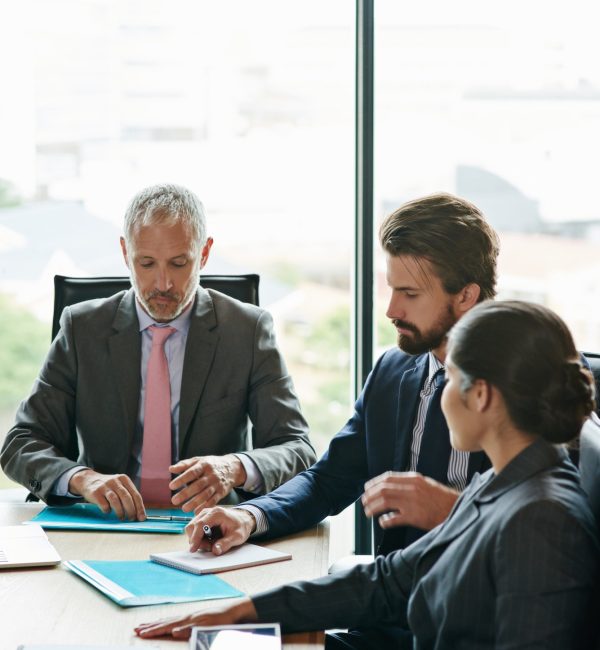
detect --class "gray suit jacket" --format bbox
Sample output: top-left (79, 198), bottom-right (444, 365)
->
top-left (1, 288), bottom-right (315, 504)
top-left (253, 439), bottom-right (599, 649)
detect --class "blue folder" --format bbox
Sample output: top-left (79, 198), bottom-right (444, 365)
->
top-left (28, 504), bottom-right (191, 533)
top-left (65, 559), bottom-right (243, 606)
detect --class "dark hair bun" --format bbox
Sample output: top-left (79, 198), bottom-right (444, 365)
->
top-left (535, 362), bottom-right (596, 443)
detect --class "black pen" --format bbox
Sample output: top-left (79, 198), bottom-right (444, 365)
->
top-left (203, 524), bottom-right (223, 542)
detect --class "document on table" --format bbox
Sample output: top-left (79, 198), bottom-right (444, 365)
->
top-left (0, 524), bottom-right (61, 569)
top-left (151, 543), bottom-right (292, 574)
top-left (17, 646), bottom-right (160, 649)
top-left (27, 503), bottom-right (192, 533)
top-left (64, 559), bottom-right (243, 607)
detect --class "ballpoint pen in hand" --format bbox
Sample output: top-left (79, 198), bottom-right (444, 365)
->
top-left (202, 524), bottom-right (223, 542)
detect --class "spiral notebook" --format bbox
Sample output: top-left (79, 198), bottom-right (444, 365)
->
top-left (150, 543), bottom-right (291, 575)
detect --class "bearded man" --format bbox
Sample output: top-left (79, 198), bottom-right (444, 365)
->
top-left (180, 192), bottom-right (499, 650)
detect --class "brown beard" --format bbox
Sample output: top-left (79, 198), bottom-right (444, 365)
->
top-left (394, 303), bottom-right (457, 355)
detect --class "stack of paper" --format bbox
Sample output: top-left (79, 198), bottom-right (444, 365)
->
top-left (0, 524), bottom-right (61, 569)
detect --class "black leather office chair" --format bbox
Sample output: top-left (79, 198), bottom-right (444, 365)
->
top-left (52, 273), bottom-right (259, 340)
top-left (579, 415), bottom-right (600, 528)
top-left (583, 352), bottom-right (600, 411)
top-left (578, 414), bottom-right (600, 649)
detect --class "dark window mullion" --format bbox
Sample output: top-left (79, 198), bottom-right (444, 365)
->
top-left (354, 0), bottom-right (375, 556)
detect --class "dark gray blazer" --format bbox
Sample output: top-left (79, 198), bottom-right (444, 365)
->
top-left (253, 439), bottom-right (599, 649)
top-left (1, 288), bottom-right (315, 504)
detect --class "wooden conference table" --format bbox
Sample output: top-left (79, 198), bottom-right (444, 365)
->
top-left (0, 489), bottom-right (327, 649)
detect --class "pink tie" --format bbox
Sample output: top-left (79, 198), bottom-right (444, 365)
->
top-left (140, 325), bottom-right (176, 506)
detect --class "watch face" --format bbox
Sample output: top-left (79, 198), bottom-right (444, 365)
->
top-left (190, 623), bottom-right (281, 650)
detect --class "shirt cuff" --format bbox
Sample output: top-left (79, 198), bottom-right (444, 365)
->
top-left (52, 466), bottom-right (89, 497)
top-left (234, 453), bottom-right (264, 494)
top-left (235, 504), bottom-right (269, 536)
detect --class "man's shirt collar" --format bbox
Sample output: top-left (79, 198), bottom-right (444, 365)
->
top-left (426, 350), bottom-right (445, 390)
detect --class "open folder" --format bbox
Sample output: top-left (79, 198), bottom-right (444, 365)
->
top-left (64, 559), bottom-right (243, 607)
top-left (28, 504), bottom-right (191, 533)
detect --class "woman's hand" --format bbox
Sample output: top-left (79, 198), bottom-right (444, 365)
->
top-left (134, 597), bottom-right (258, 640)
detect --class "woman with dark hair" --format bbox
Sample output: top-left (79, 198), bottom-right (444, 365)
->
top-left (136, 301), bottom-right (600, 649)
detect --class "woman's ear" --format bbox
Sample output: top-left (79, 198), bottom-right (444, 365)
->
top-left (470, 378), bottom-right (493, 413)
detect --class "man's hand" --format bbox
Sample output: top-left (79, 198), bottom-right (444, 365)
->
top-left (186, 506), bottom-right (257, 555)
top-left (135, 597), bottom-right (257, 639)
top-left (361, 471), bottom-right (459, 531)
top-left (68, 469), bottom-right (146, 521)
top-left (169, 454), bottom-right (247, 512)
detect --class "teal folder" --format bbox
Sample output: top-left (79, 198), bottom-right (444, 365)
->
top-left (28, 504), bottom-right (191, 533)
top-left (65, 559), bottom-right (243, 607)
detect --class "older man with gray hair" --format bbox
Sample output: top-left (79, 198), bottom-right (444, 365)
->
top-left (1, 183), bottom-right (315, 520)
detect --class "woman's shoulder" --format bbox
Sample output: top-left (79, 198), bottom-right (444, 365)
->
top-left (497, 460), bottom-right (598, 544)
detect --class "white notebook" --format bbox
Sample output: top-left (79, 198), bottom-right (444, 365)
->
top-left (150, 543), bottom-right (291, 575)
top-left (0, 524), bottom-right (61, 569)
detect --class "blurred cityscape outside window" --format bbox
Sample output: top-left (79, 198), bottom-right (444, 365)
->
top-left (0, 2), bottom-right (355, 508)
top-left (2, 0), bottom-right (599, 554)
top-left (374, 1), bottom-right (600, 356)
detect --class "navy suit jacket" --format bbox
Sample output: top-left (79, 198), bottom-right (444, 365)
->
top-left (248, 348), bottom-right (490, 551)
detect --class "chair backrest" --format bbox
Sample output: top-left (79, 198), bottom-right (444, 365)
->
top-left (579, 415), bottom-right (600, 530)
top-left (52, 274), bottom-right (260, 340)
top-left (583, 352), bottom-right (600, 417)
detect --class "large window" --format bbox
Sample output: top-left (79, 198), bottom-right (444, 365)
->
top-left (0, 2), bottom-right (355, 502)
top-left (374, 1), bottom-right (600, 354)
top-left (3, 0), bottom-right (598, 557)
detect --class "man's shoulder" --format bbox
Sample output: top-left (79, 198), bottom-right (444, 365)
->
top-left (204, 288), bottom-right (264, 321)
top-left (374, 347), bottom-right (427, 376)
top-left (65, 290), bottom-right (132, 329)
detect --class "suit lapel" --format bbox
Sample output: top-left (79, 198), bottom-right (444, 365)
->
top-left (418, 499), bottom-right (482, 571)
top-left (416, 375), bottom-right (452, 484)
top-left (178, 289), bottom-right (219, 457)
top-left (380, 356), bottom-right (429, 554)
top-left (421, 441), bottom-right (565, 561)
top-left (108, 290), bottom-right (142, 458)
top-left (415, 473), bottom-right (487, 567)
top-left (476, 438), bottom-right (564, 504)
top-left (392, 355), bottom-right (428, 472)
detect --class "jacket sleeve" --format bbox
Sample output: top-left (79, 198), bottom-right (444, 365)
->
top-left (251, 550), bottom-right (414, 634)
top-left (237, 355), bottom-right (384, 539)
top-left (1, 308), bottom-right (82, 503)
top-left (236, 309), bottom-right (316, 492)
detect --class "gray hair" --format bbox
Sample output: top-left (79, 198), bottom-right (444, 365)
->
top-left (123, 183), bottom-right (207, 249)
